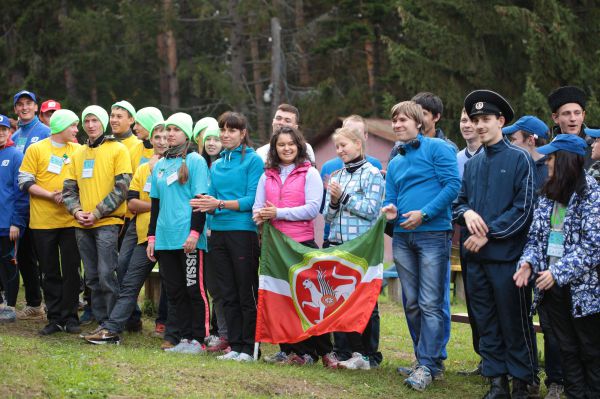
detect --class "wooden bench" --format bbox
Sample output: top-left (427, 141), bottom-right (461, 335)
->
top-left (451, 312), bottom-right (542, 333)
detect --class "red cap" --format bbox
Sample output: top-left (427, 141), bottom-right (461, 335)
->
top-left (40, 100), bottom-right (62, 113)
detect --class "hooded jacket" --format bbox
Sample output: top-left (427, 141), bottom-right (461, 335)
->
top-left (208, 145), bottom-right (264, 231)
top-left (0, 141), bottom-right (28, 235)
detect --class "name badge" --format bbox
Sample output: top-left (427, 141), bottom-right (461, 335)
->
top-left (82, 159), bottom-right (95, 178)
top-left (547, 230), bottom-right (565, 258)
top-left (143, 177), bottom-right (152, 192)
top-left (47, 155), bottom-right (63, 174)
top-left (16, 137), bottom-right (26, 153)
top-left (166, 171), bottom-right (178, 186)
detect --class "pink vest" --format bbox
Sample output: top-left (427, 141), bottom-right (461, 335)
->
top-left (264, 162), bottom-right (314, 242)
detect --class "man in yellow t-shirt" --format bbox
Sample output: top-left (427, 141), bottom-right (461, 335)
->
top-left (84, 121), bottom-right (171, 345)
top-left (62, 105), bottom-right (132, 328)
top-left (19, 109), bottom-right (82, 336)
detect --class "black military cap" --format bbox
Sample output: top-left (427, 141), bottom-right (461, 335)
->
top-left (547, 86), bottom-right (586, 113)
top-left (464, 89), bottom-right (514, 124)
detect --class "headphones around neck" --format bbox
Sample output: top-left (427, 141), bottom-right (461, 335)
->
top-left (398, 138), bottom-right (421, 155)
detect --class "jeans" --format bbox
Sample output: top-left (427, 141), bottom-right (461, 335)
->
top-left (392, 231), bottom-right (451, 375)
top-left (116, 219), bottom-right (142, 324)
top-left (103, 243), bottom-right (155, 333)
top-left (75, 225), bottom-right (120, 324)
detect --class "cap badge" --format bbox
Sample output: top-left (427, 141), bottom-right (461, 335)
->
top-left (475, 102), bottom-right (484, 110)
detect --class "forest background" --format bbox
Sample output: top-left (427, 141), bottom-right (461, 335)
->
top-left (2, 0), bottom-right (600, 146)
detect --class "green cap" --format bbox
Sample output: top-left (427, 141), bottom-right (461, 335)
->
top-left (149, 120), bottom-right (165, 138)
top-left (50, 109), bottom-right (79, 135)
top-left (82, 105), bottom-right (109, 132)
top-left (165, 112), bottom-right (193, 140)
top-left (135, 107), bottom-right (164, 135)
top-left (193, 117), bottom-right (219, 141)
top-left (111, 100), bottom-right (136, 119)
top-left (202, 126), bottom-right (221, 146)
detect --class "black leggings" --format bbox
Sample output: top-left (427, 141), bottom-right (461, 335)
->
top-left (0, 236), bottom-right (19, 307)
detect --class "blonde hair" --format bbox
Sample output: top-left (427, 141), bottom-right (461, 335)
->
top-left (391, 101), bottom-right (424, 127)
top-left (332, 127), bottom-right (365, 158)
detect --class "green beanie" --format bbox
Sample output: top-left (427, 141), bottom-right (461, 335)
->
top-left (112, 100), bottom-right (136, 119)
top-left (50, 109), bottom-right (79, 135)
top-left (149, 120), bottom-right (165, 138)
top-left (202, 126), bottom-right (221, 146)
top-left (135, 107), bottom-right (164, 135)
top-left (165, 113), bottom-right (193, 140)
top-left (82, 105), bottom-right (109, 132)
top-left (193, 117), bottom-right (219, 141)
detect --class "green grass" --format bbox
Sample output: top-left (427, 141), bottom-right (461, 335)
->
top-left (0, 295), bottom-right (547, 398)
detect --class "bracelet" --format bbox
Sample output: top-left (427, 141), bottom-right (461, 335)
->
top-left (147, 236), bottom-right (156, 244)
top-left (188, 230), bottom-right (200, 239)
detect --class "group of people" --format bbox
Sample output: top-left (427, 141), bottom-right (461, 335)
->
top-left (0, 85), bottom-right (599, 398)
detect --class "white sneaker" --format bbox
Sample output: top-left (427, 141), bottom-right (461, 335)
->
top-left (166, 339), bottom-right (191, 353)
top-left (337, 352), bottom-right (371, 370)
top-left (405, 365), bottom-right (433, 391)
top-left (217, 351), bottom-right (240, 361)
top-left (179, 339), bottom-right (205, 354)
top-left (204, 335), bottom-right (219, 346)
top-left (236, 353), bottom-right (255, 362)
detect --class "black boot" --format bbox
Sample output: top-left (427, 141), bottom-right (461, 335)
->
top-left (482, 375), bottom-right (511, 399)
top-left (511, 379), bottom-right (528, 399)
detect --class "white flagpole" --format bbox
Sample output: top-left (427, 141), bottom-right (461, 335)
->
top-left (253, 342), bottom-right (260, 360)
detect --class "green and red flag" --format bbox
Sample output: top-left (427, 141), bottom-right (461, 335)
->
top-left (255, 216), bottom-right (385, 344)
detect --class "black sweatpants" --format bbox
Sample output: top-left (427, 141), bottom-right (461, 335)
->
top-left (33, 228), bottom-right (81, 324)
top-left (157, 249), bottom-right (209, 342)
top-left (17, 227), bottom-right (42, 307)
top-left (0, 236), bottom-right (19, 307)
top-left (209, 230), bottom-right (259, 356)
top-left (541, 284), bottom-right (600, 399)
top-left (459, 228), bottom-right (480, 356)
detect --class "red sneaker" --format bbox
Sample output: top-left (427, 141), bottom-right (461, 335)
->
top-left (206, 337), bottom-right (230, 353)
top-left (322, 352), bottom-right (339, 369)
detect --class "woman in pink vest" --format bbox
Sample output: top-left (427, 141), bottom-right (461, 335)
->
top-left (253, 126), bottom-right (336, 367)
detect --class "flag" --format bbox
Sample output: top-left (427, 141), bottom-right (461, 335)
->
top-left (255, 216), bottom-right (385, 344)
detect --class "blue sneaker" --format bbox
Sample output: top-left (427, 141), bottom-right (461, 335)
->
top-left (0, 306), bottom-right (16, 323)
top-left (263, 351), bottom-right (288, 364)
top-left (405, 365), bottom-right (433, 392)
top-left (80, 308), bottom-right (95, 325)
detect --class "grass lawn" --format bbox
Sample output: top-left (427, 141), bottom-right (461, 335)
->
top-left (0, 294), bottom-right (546, 398)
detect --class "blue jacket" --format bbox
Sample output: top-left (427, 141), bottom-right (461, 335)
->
top-left (389, 128), bottom-right (458, 161)
top-left (11, 116), bottom-right (50, 154)
top-left (534, 156), bottom-right (548, 191)
top-left (0, 145), bottom-right (28, 236)
top-left (385, 135), bottom-right (460, 233)
top-left (519, 174), bottom-right (600, 318)
top-left (208, 145), bottom-right (264, 231)
top-left (453, 139), bottom-right (536, 262)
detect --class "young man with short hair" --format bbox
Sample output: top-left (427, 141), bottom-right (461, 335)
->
top-left (12, 90), bottom-right (50, 321)
top-left (19, 109), bottom-right (82, 335)
top-left (256, 103), bottom-right (315, 163)
top-left (457, 108), bottom-right (482, 179)
top-left (63, 105), bottom-right (132, 330)
top-left (453, 90), bottom-right (538, 399)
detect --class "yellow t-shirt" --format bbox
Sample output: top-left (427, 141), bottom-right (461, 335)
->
top-left (66, 140), bottom-right (132, 227)
top-left (119, 135), bottom-right (143, 219)
top-left (129, 163), bottom-right (152, 244)
top-left (130, 141), bottom-right (154, 172)
top-left (19, 138), bottom-right (81, 229)
top-left (119, 134), bottom-right (141, 154)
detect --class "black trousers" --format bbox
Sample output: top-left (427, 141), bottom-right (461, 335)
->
top-left (157, 249), bottom-right (209, 341)
top-left (0, 236), bottom-right (19, 306)
top-left (459, 228), bottom-right (480, 356)
top-left (209, 230), bottom-right (259, 355)
top-left (17, 227), bottom-right (42, 307)
top-left (541, 285), bottom-right (600, 399)
top-left (33, 228), bottom-right (81, 324)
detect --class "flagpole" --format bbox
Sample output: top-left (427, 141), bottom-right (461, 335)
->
top-left (253, 342), bottom-right (260, 361)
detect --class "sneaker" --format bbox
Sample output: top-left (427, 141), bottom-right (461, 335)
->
top-left (405, 365), bottom-right (433, 392)
top-left (236, 353), bottom-right (255, 362)
top-left (337, 352), bottom-right (371, 370)
top-left (39, 323), bottom-right (63, 336)
top-left (217, 351), bottom-right (240, 361)
top-left (161, 340), bottom-right (176, 350)
top-left (0, 307), bottom-right (16, 323)
top-left (125, 319), bottom-right (143, 333)
top-left (63, 320), bottom-right (81, 334)
top-left (178, 339), bottom-right (205, 354)
top-left (545, 383), bottom-right (563, 399)
top-left (263, 351), bottom-right (289, 364)
top-left (84, 328), bottom-right (121, 345)
top-left (80, 325), bottom-right (104, 339)
top-left (397, 360), bottom-right (418, 377)
top-left (322, 352), bottom-right (339, 369)
top-left (287, 353), bottom-right (314, 366)
top-left (16, 305), bottom-right (46, 320)
top-left (165, 339), bottom-right (191, 353)
top-left (204, 335), bottom-right (219, 346)
top-left (79, 308), bottom-right (95, 325)
top-left (458, 361), bottom-right (482, 376)
top-left (154, 323), bottom-right (166, 336)
top-left (206, 337), bottom-right (230, 353)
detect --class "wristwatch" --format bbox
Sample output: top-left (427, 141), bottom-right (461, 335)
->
top-left (217, 200), bottom-right (225, 210)
top-left (421, 210), bottom-right (430, 222)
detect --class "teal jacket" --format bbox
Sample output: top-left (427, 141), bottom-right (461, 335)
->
top-left (208, 145), bottom-right (264, 231)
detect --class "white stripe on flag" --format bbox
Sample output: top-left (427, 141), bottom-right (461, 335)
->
top-left (363, 264), bottom-right (383, 283)
top-left (259, 275), bottom-right (292, 297)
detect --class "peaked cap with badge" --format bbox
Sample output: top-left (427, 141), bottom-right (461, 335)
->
top-left (464, 89), bottom-right (514, 124)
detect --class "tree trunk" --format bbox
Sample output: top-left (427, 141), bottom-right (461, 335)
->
top-left (60, 0), bottom-right (77, 100)
top-left (295, 0), bottom-right (310, 86)
top-left (365, 40), bottom-right (376, 114)
top-left (250, 37), bottom-right (268, 142)
top-left (163, 0), bottom-right (179, 111)
top-left (228, 0), bottom-right (249, 116)
top-left (270, 17), bottom-right (283, 116)
top-left (157, 33), bottom-right (169, 107)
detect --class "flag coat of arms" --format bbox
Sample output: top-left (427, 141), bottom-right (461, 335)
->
top-left (255, 216), bottom-right (385, 344)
